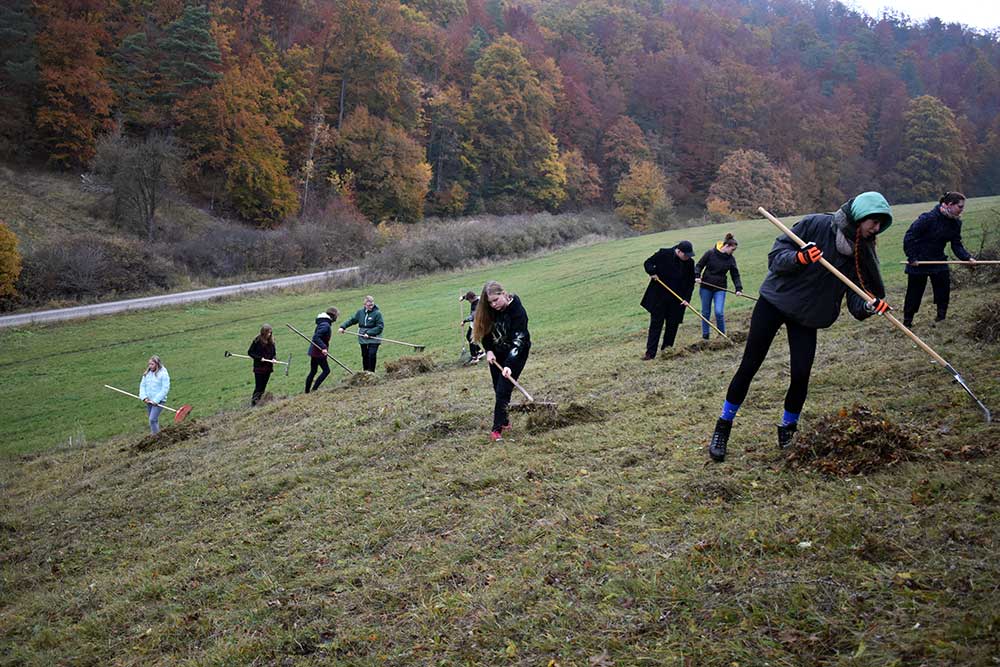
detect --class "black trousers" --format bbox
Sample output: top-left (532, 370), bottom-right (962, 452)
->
top-left (252, 371), bottom-right (271, 405)
top-left (725, 297), bottom-right (817, 415)
top-left (488, 349), bottom-right (529, 432)
top-left (645, 305), bottom-right (683, 357)
top-left (466, 327), bottom-right (482, 356)
top-left (361, 344), bottom-right (379, 372)
top-left (903, 272), bottom-right (950, 322)
top-left (305, 356), bottom-right (330, 392)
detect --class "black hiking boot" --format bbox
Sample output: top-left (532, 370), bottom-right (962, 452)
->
top-left (777, 423), bottom-right (798, 450)
top-left (708, 418), bottom-right (732, 462)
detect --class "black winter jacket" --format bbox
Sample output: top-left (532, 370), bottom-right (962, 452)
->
top-left (481, 294), bottom-right (530, 365)
top-left (758, 212), bottom-right (882, 329)
top-left (640, 246), bottom-right (695, 315)
top-left (903, 205), bottom-right (971, 275)
top-left (463, 297), bottom-right (479, 324)
top-left (248, 338), bottom-right (276, 373)
top-left (695, 244), bottom-right (743, 292)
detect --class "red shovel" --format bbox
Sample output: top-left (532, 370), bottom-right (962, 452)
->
top-left (104, 384), bottom-right (193, 423)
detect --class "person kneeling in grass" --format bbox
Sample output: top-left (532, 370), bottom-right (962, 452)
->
top-left (473, 280), bottom-right (531, 443)
top-left (707, 192), bottom-right (893, 462)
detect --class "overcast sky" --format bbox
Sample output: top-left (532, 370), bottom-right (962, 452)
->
top-left (847, 0), bottom-right (1000, 31)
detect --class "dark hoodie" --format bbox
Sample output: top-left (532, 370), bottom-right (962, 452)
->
top-left (758, 196), bottom-right (891, 329)
top-left (481, 294), bottom-right (530, 366)
top-left (308, 313), bottom-right (333, 358)
top-left (903, 204), bottom-right (971, 275)
top-left (695, 243), bottom-right (743, 292)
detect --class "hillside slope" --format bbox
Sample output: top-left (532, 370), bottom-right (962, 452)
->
top-left (1, 200), bottom-right (998, 665)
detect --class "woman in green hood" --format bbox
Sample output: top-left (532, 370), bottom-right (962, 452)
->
top-left (707, 192), bottom-right (893, 463)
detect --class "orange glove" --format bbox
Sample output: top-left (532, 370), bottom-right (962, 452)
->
top-left (796, 242), bottom-right (822, 265)
top-left (866, 298), bottom-right (890, 314)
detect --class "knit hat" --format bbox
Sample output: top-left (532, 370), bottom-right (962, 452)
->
top-left (850, 192), bottom-right (892, 231)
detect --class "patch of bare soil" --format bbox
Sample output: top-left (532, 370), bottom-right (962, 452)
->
top-left (525, 402), bottom-right (607, 433)
top-left (131, 421), bottom-right (209, 452)
top-left (384, 355), bottom-right (436, 377)
top-left (784, 404), bottom-right (919, 476)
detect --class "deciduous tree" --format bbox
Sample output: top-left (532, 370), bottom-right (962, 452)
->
top-left (0, 221), bottom-right (21, 300)
top-left (614, 160), bottom-right (669, 231)
top-left (707, 149), bottom-right (796, 217)
top-left (892, 95), bottom-right (967, 203)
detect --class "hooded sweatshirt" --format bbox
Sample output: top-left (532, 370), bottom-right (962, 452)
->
top-left (758, 194), bottom-right (891, 329)
top-left (308, 313), bottom-right (333, 358)
top-left (695, 243), bottom-right (743, 292)
top-left (903, 204), bottom-right (971, 275)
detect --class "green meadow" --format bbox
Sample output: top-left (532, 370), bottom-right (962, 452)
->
top-left (1, 199), bottom-right (998, 665)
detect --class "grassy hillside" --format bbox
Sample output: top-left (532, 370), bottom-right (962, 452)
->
top-left (1, 199), bottom-right (998, 665)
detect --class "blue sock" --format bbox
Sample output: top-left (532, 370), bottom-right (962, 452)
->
top-left (781, 410), bottom-right (799, 427)
top-left (720, 401), bottom-right (740, 421)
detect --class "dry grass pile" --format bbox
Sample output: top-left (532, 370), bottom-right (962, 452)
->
top-left (345, 371), bottom-right (379, 386)
top-left (525, 401), bottom-right (607, 433)
top-left (784, 404), bottom-right (919, 476)
top-left (967, 299), bottom-right (1000, 343)
top-left (131, 421), bottom-right (208, 452)
top-left (384, 355), bottom-right (436, 377)
top-left (682, 329), bottom-right (748, 353)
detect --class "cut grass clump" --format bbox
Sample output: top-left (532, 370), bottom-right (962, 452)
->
top-left (131, 421), bottom-right (208, 452)
top-left (682, 329), bottom-right (748, 353)
top-left (784, 404), bottom-right (919, 476)
top-left (345, 371), bottom-right (379, 386)
top-left (384, 355), bottom-right (436, 377)
top-left (967, 299), bottom-right (1000, 343)
top-left (525, 401), bottom-right (607, 433)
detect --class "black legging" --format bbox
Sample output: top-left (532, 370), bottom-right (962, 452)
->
top-left (725, 297), bottom-right (817, 415)
top-left (466, 327), bottom-right (482, 356)
top-left (488, 349), bottom-right (529, 432)
top-left (903, 272), bottom-right (950, 322)
top-left (252, 371), bottom-right (271, 405)
top-left (361, 344), bottom-right (379, 372)
top-left (305, 356), bottom-right (330, 392)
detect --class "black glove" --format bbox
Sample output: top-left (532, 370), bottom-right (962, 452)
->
top-left (796, 242), bottom-right (822, 265)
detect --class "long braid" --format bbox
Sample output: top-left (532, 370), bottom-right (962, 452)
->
top-left (854, 226), bottom-right (874, 299)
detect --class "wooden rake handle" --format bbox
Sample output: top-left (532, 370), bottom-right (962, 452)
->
top-left (104, 384), bottom-right (178, 412)
top-left (758, 206), bottom-right (990, 422)
top-left (285, 324), bottom-right (355, 375)
top-left (340, 329), bottom-right (426, 350)
top-left (697, 279), bottom-right (758, 301)
top-left (899, 260), bottom-right (999, 265)
top-left (652, 276), bottom-right (730, 341)
top-left (225, 351), bottom-right (289, 365)
top-left (488, 358), bottom-right (533, 402)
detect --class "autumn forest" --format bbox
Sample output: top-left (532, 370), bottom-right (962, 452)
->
top-left (2, 0), bottom-right (999, 229)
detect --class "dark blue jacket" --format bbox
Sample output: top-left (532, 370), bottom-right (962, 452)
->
top-left (308, 314), bottom-right (333, 358)
top-left (903, 205), bottom-right (971, 275)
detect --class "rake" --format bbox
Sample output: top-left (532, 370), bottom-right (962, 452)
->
top-left (104, 384), bottom-right (193, 423)
top-left (697, 279), bottom-right (758, 301)
top-left (652, 276), bottom-right (731, 341)
top-left (759, 206), bottom-right (991, 423)
top-left (341, 329), bottom-right (426, 352)
top-left (487, 358), bottom-right (557, 412)
top-left (224, 351), bottom-right (292, 376)
top-left (285, 324), bottom-right (355, 375)
top-left (899, 260), bottom-right (1000, 265)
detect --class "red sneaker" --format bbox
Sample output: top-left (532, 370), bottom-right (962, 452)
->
top-left (490, 430), bottom-right (503, 442)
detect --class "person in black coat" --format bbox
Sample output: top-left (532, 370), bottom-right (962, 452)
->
top-left (695, 233), bottom-right (744, 340)
top-left (902, 191), bottom-right (976, 327)
top-left (707, 192), bottom-right (893, 462)
top-left (460, 290), bottom-right (484, 362)
top-left (640, 240), bottom-right (696, 359)
top-left (305, 308), bottom-right (338, 393)
top-left (472, 280), bottom-right (531, 442)
top-left (247, 324), bottom-right (277, 406)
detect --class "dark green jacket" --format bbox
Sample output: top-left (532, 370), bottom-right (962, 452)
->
top-left (342, 306), bottom-right (384, 345)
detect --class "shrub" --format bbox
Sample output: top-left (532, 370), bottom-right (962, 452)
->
top-left (0, 221), bottom-right (22, 300)
top-left (365, 211), bottom-right (630, 280)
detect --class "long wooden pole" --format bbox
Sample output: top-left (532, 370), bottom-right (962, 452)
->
top-left (900, 260), bottom-right (1000, 265)
top-left (758, 206), bottom-right (991, 422)
top-left (285, 324), bottom-right (355, 375)
top-left (340, 329), bottom-right (426, 351)
top-left (652, 276), bottom-right (730, 341)
top-left (488, 358), bottom-right (533, 403)
top-left (697, 279), bottom-right (759, 301)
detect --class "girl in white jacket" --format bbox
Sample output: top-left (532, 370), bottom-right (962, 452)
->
top-left (139, 355), bottom-right (170, 433)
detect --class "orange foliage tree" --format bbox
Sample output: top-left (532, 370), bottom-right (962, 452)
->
top-left (0, 221), bottom-right (22, 300)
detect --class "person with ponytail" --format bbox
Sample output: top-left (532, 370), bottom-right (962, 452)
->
top-left (472, 281), bottom-right (531, 442)
top-left (706, 192), bottom-right (893, 462)
top-left (247, 324), bottom-right (276, 406)
top-left (305, 308), bottom-right (338, 393)
top-left (902, 191), bottom-right (976, 327)
top-left (139, 355), bottom-right (170, 434)
top-left (694, 233), bottom-right (744, 340)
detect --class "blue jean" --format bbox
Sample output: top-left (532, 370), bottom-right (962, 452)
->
top-left (700, 287), bottom-right (726, 336)
top-left (146, 403), bottom-right (163, 434)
